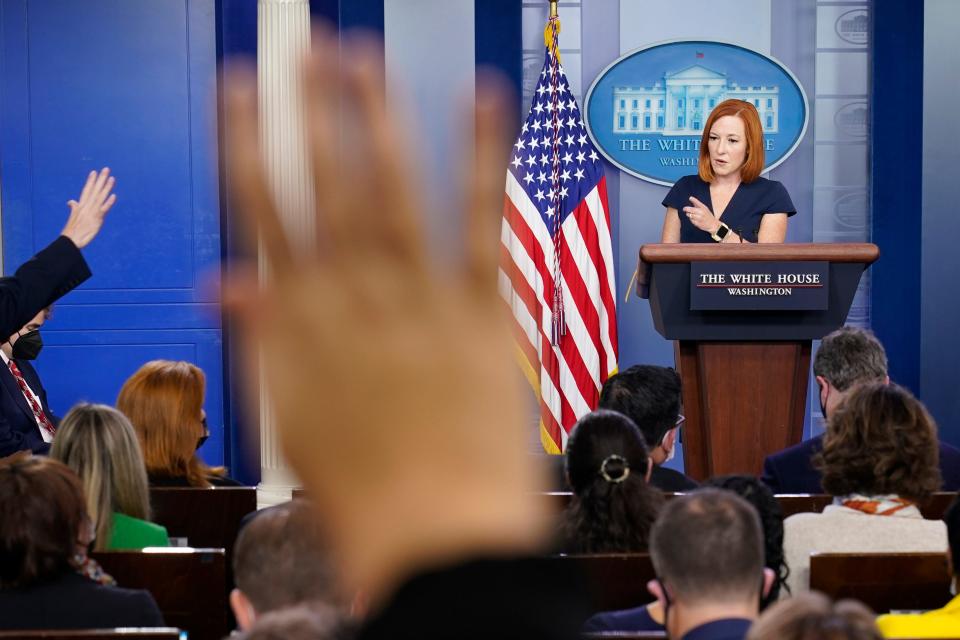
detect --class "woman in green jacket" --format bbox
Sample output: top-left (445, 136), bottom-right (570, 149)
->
top-left (50, 403), bottom-right (169, 550)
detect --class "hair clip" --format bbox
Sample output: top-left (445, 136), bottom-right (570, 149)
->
top-left (599, 454), bottom-right (630, 483)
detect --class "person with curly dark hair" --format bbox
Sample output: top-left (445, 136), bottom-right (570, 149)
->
top-left (783, 383), bottom-right (948, 593)
top-left (747, 592), bottom-right (882, 640)
top-left (761, 327), bottom-right (960, 493)
top-left (562, 410), bottom-right (664, 553)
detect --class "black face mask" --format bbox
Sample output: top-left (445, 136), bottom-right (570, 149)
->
top-left (656, 577), bottom-right (672, 636)
top-left (818, 382), bottom-right (829, 420)
top-left (196, 416), bottom-right (209, 451)
top-left (11, 330), bottom-right (43, 360)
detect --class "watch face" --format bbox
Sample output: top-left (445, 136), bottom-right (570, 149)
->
top-left (717, 225), bottom-right (729, 238)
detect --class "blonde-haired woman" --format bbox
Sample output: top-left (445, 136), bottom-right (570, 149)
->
top-left (116, 360), bottom-right (240, 487)
top-left (50, 403), bottom-right (169, 550)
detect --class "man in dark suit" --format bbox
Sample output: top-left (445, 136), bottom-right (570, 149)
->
top-left (0, 308), bottom-right (58, 456)
top-left (0, 168), bottom-right (116, 458)
top-left (599, 365), bottom-right (698, 492)
top-left (762, 326), bottom-right (960, 493)
top-left (587, 490), bottom-right (773, 639)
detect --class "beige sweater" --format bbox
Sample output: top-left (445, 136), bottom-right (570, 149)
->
top-left (783, 504), bottom-right (948, 595)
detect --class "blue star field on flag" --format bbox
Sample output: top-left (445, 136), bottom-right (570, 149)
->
top-left (508, 48), bottom-right (604, 232)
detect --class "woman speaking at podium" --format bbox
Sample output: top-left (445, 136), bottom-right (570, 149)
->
top-left (660, 99), bottom-right (796, 244)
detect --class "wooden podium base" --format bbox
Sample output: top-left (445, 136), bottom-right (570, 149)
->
top-left (675, 340), bottom-right (811, 480)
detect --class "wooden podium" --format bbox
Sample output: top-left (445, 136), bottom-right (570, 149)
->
top-left (639, 243), bottom-right (878, 480)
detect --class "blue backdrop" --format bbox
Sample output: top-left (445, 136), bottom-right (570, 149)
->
top-left (0, 0), bottom-right (226, 465)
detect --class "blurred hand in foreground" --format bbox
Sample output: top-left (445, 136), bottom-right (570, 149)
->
top-left (223, 30), bottom-right (549, 605)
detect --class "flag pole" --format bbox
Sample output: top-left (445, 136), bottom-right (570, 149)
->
top-left (549, 0), bottom-right (558, 18)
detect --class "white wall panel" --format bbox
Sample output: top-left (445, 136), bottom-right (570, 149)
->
top-left (384, 0), bottom-right (475, 248)
top-left (619, 0), bottom-right (771, 54)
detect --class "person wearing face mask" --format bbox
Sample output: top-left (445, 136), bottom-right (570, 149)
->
top-left (660, 99), bottom-right (795, 244)
top-left (0, 168), bottom-right (118, 458)
top-left (645, 490), bottom-right (775, 640)
top-left (782, 382), bottom-right (948, 594)
top-left (598, 364), bottom-right (698, 492)
top-left (0, 308), bottom-right (61, 457)
top-left (761, 327), bottom-right (960, 494)
top-left (116, 359), bottom-right (242, 487)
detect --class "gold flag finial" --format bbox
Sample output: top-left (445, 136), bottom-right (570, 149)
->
top-left (544, 1), bottom-right (561, 61)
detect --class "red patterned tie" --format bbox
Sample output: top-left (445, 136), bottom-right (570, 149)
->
top-left (7, 360), bottom-right (56, 438)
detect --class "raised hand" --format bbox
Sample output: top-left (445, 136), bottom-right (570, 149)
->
top-left (223, 31), bottom-right (548, 601)
top-left (682, 196), bottom-right (720, 234)
top-left (61, 168), bottom-right (117, 249)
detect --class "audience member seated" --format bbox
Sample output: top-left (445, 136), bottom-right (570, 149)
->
top-left (50, 403), bottom-right (169, 550)
top-left (704, 476), bottom-right (790, 607)
top-left (747, 592), bottom-right (882, 640)
top-left (642, 490), bottom-right (773, 640)
top-left (0, 455), bottom-right (164, 629)
top-left (598, 365), bottom-right (698, 492)
top-left (561, 410), bottom-right (663, 553)
top-left (234, 604), bottom-right (347, 640)
top-left (876, 496), bottom-right (960, 637)
top-left (0, 166), bottom-right (116, 459)
top-left (583, 476), bottom-right (787, 633)
top-left (0, 308), bottom-right (59, 458)
top-left (762, 327), bottom-right (960, 493)
top-left (783, 383), bottom-right (948, 594)
top-left (231, 500), bottom-right (344, 631)
top-left (117, 360), bottom-right (242, 487)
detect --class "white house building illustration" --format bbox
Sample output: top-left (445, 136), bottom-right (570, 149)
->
top-left (612, 65), bottom-right (780, 135)
top-left (838, 13), bottom-right (868, 39)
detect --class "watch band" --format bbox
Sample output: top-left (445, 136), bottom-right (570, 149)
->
top-left (711, 222), bottom-right (730, 242)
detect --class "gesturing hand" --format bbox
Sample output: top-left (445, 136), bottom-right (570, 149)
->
top-left (223, 31), bottom-right (548, 601)
top-left (61, 168), bottom-right (117, 249)
top-left (682, 196), bottom-right (720, 234)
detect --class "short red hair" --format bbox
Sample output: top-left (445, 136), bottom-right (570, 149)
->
top-left (697, 99), bottom-right (765, 183)
top-left (117, 360), bottom-right (221, 487)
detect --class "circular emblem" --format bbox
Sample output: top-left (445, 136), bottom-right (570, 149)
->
top-left (835, 9), bottom-right (869, 46)
top-left (585, 40), bottom-right (809, 186)
top-left (833, 101), bottom-right (868, 138)
top-left (833, 191), bottom-right (868, 231)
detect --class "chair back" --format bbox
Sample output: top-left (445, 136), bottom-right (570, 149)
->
top-left (92, 549), bottom-right (227, 640)
top-left (809, 551), bottom-right (951, 613)
top-left (540, 554), bottom-right (656, 613)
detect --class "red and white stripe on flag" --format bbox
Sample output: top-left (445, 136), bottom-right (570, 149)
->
top-left (498, 17), bottom-right (618, 453)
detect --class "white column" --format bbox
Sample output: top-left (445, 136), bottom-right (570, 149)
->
top-left (256, 0), bottom-right (313, 508)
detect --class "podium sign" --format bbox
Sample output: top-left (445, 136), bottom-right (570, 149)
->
top-left (690, 261), bottom-right (829, 310)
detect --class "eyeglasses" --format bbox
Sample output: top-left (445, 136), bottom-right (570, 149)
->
top-left (675, 414), bottom-right (686, 427)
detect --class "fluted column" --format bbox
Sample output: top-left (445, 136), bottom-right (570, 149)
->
top-left (256, 0), bottom-right (313, 507)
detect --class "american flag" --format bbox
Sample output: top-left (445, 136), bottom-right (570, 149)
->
top-left (499, 17), bottom-right (618, 454)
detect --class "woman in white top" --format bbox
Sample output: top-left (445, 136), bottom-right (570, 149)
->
top-left (783, 382), bottom-right (948, 594)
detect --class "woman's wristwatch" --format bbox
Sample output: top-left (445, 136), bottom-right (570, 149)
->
top-left (711, 221), bottom-right (731, 242)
